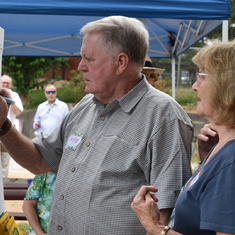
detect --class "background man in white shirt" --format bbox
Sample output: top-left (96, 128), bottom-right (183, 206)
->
top-left (0, 74), bottom-right (23, 177)
top-left (33, 84), bottom-right (69, 136)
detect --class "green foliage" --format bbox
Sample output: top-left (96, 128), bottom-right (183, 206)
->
top-left (2, 57), bottom-right (69, 95)
top-left (24, 80), bottom-right (197, 111)
top-left (24, 71), bottom-right (86, 109)
top-left (17, 222), bottom-right (30, 235)
top-left (154, 77), bottom-right (171, 95)
top-left (175, 86), bottom-right (197, 107)
top-left (70, 70), bottom-right (86, 98)
top-left (24, 86), bottom-right (83, 110)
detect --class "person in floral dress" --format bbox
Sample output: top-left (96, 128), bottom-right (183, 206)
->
top-left (23, 171), bottom-right (56, 235)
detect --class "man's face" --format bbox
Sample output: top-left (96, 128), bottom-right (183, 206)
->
top-left (78, 32), bottom-right (118, 101)
top-left (1, 77), bottom-right (11, 90)
top-left (45, 85), bottom-right (57, 103)
top-left (142, 69), bottom-right (159, 86)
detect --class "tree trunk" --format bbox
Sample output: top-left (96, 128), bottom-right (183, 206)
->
top-left (19, 94), bottom-right (30, 106)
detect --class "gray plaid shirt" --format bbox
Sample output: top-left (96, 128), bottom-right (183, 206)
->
top-left (34, 78), bottom-right (193, 235)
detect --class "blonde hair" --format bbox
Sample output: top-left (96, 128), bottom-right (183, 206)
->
top-left (192, 41), bottom-right (235, 127)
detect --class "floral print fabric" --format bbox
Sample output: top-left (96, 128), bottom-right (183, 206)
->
top-left (24, 171), bottom-right (56, 235)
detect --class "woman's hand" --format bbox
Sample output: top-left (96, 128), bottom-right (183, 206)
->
top-left (131, 185), bottom-right (163, 234)
top-left (198, 123), bottom-right (219, 161)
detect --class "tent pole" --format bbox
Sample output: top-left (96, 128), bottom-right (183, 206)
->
top-left (222, 20), bottom-right (228, 42)
top-left (171, 56), bottom-right (176, 99)
top-left (0, 27), bottom-right (4, 76)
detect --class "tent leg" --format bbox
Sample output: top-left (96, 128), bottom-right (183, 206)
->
top-left (0, 27), bottom-right (4, 76)
top-left (222, 20), bottom-right (228, 42)
top-left (171, 56), bottom-right (176, 99)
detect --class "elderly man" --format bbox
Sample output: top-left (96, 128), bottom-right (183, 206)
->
top-left (0, 16), bottom-right (193, 234)
top-left (0, 74), bottom-right (23, 177)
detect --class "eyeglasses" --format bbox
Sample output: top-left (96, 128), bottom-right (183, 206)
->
top-left (45, 90), bottom-right (56, 94)
top-left (196, 72), bottom-right (207, 85)
top-left (144, 73), bottom-right (159, 82)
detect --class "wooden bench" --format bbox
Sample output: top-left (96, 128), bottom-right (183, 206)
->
top-left (3, 178), bottom-right (28, 220)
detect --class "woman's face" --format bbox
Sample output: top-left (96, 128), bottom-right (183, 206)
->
top-left (192, 72), bottom-right (215, 120)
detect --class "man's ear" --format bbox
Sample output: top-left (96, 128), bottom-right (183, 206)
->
top-left (115, 53), bottom-right (129, 75)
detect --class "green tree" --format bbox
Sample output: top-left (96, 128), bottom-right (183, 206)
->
top-left (2, 57), bottom-right (68, 104)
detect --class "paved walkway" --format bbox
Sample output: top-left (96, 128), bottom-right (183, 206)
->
top-left (4, 158), bottom-right (34, 218)
top-left (8, 157), bottom-right (35, 179)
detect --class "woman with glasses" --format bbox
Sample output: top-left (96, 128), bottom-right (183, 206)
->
top-left (131, 41), bottom-right (235, 235)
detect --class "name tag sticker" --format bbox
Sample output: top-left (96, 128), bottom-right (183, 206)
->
top-left (65, 133), bottom-right (84, 151)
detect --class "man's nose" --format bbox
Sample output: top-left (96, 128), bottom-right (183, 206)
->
top-left (78, 59), bottom-right (88, 72)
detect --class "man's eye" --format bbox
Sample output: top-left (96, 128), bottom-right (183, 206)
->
top-left (84, 56), bottom-right (91, 61)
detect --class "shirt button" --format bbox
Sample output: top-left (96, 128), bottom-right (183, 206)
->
top-left (100, 115), bottom-right (105, 120)
top-left (86, 142), bottom-right (91, 147)
top-left (71, 167), bottom-right (76, 172)
top-left (60, 195), bottom-right (64, 200)
top-left (57, 225), bottom-right (63, 230)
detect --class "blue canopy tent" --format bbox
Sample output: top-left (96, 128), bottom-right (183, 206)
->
top-left (0, 0), bottom-right (231, 96)
top-left (0, 0), bottom-right (231, 58)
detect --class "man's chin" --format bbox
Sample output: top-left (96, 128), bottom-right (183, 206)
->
top-left (84, 87), bottom-right (92, 94)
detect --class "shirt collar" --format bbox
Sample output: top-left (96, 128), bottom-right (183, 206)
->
top-left (47, 98), bottom-right (59, 106)
top-left (118, 78), bottom-right (149, 113)
top-left (92, 77), bottom-right (149, 114)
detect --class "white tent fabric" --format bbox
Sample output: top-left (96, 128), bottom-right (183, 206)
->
top-left (0, 0), bottom-right (231, 58)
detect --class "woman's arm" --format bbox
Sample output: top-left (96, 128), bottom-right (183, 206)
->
top-left (131, 186), bottom-right (182, 235)
top-left (23, 199), bottom-right (47, 235)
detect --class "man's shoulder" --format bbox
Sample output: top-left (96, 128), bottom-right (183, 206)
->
top-left (69, 94), bottom-right (94, 112)
top-left (144, 88), bottom-right (192, 125)
top-left (10, 89), bottom-right (20, 97)
top-left (56, 99), bottom-right (69, 107)
top-left (36, 100), bottom-right (48, 110)
top-left (57, 99), bottom-right (67, 104)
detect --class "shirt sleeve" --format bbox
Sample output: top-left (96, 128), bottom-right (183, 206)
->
top-left (63, 103), bottom-right (69, 117)
top-left (24, 174), bottom-right (47, 200)
top-left (12, 92), bottom-right (23, 112)
top-left (150, 118), bottom-right (193, 209)
top-left (33, 104), bottom-right (43, 124)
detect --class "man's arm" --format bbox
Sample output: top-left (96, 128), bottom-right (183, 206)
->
top-left (10, 102), bottom-right (22, 116)
top-left (0, 90), bottom-right (50, 174)
top-left (0, 124), bottom-right (51, 175)
top-left (9, 91), bottom-right (23, 117)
